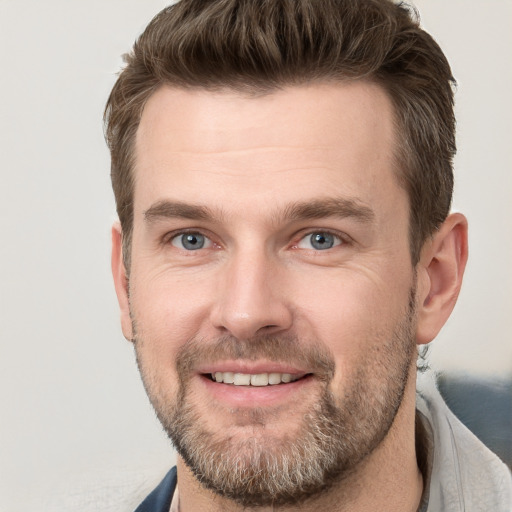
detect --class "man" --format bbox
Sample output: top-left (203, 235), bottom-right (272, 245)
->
top-left (104, 0), bottom-right (512, 510)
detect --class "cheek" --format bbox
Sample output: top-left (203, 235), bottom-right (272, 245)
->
top-left (293, 266), bottom-right (413, 370)
top-left (129, 270), bottom-right (214, 363)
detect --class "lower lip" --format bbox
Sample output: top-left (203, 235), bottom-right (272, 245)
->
top-left (199, 374), bottom-right (315, 407)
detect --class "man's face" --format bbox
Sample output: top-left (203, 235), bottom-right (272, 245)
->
top-left (123, 82), bottom-right (418, 506)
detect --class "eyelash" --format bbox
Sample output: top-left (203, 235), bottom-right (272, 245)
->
top-left (163, 229), bottom-right (216, 249)
top-left (292, 229), bottom-right (349, 250)
top-left (164, 228), bottom-right (350, 252)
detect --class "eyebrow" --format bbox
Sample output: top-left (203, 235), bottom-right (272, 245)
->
top-left (144, 200), bottom-right (215, 222)
top-left (281, 198), bottom-right (375, 224)
top-left (143, 197), bottom-right (375, 225)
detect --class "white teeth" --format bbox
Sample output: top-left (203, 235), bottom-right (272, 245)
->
top-left (268, 373), bottom-right (282, 385)
top-left (211, 371), bottom-right (302, 386)
top-left (233, 373), bottom-right (251, 385)
top-left (222, 372), bottom-right (235, 384)
top-left (250, 374), bottom-right (269, 386)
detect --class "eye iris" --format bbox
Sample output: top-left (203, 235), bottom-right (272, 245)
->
top-left (182, 233), bottom-right (205, 250)
top-left (310, 232), bottom-right (334, 250)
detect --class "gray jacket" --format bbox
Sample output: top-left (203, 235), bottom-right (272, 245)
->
top-left (416, 372), bottom-right (512, 511)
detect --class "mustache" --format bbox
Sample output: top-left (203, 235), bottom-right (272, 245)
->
top-left (175, 334), bottom-right (336, 382)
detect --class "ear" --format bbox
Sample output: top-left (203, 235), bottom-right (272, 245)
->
top-left (415, 213), bottom-right (468, 345)
top-left (111, 222), bottom-right (134, 341)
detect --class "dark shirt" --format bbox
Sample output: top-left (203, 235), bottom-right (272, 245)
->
top-left (134, 467), bottom-right (177, 512)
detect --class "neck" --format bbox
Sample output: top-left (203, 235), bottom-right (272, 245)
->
top-left (177, 370), bottom-right (423, 512)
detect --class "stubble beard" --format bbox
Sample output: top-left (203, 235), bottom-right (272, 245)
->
top-left (133, 292), bottom-right (417, 508)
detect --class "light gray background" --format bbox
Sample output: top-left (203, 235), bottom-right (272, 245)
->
top-left (1, 1), bottom-right (510, 510)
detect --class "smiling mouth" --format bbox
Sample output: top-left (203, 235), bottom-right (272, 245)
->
top-left (208, 372), bottom-right (309, 387)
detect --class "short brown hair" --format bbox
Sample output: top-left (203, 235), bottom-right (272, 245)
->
top-left (104, 0), bottom-right (455, 270)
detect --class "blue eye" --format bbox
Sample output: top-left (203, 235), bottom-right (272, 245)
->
top-left (171, 233), bottom-right (211, 250)
top-left (297, 232), bottom-right (341, 250)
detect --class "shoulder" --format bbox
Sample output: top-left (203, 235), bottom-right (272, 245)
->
top-left (416, 372), bottom-right (512, 511)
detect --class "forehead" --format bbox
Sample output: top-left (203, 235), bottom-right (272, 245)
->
top-left (133, 81), bottom-right (402, 220)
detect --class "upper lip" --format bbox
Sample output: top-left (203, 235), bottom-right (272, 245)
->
top-left (195, 360), bottom-right (310, 376)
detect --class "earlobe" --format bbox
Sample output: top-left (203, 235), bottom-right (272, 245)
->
top-left (415, 213), bottom-right (468, 345)
top-left (111, 223), bottom-right (134, 342)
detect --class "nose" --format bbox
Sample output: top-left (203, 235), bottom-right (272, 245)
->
top-left (209, 249), bottom-right (293, 340)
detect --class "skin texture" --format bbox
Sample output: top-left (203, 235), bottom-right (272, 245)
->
top-left (112, 82), bottom-right (468, 511)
